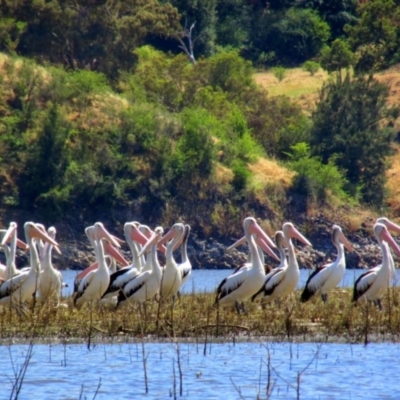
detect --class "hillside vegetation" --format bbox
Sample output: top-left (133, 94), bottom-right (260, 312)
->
top-left (1, 0), bottom-right (400, 240)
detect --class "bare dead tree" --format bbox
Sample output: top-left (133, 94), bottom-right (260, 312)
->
top-left (175, 21), bottom-right (197, 64)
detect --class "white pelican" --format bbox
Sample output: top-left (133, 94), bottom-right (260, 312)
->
top-left (252, 222), bottom-right (312, 304)
top-left (116, 227), bottom-right (164, 307)
top-left (0, 222), bottom-right (59, 308)
top-left (353, 222), bottom-right (400, 309)
top-left (101, 223), bottom-right (149, 300)
top-left (376, 217), bottom-right (400, 282)
top-left (157, 223), bottom-right (186, 299)
top-left (301, 225), bottom-right (353, 303)
top-left (0, 223), bottom-right (29, 279)
top-left (73, 224), bottom-right (130, 294)
top-left (73, 222), bottom-right (122, 308)
top-left (37, 226), bottom-right (64, 305)
top-left (215, 217), bottom-right (277, 313)
top-left (0, 223), bottom-right (29, 280)
top-left (179, 224), bottom-right (192, 288)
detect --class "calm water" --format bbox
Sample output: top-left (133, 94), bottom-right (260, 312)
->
top-left (3, 269), bottom-right (400, 398)
top-left (1, 340), bottom-right (400, 399)
top-left (61, 268), bottom-right (400, 297)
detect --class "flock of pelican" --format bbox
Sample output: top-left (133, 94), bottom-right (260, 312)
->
top-left (0, 220), bottom-right (192, 312)
top-left (0, 216), bottom-right (399, 314)
top-left (215, 216), bottom-right (400, 312)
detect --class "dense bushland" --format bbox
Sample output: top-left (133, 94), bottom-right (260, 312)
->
top-left (1, 0), bottom-right (400, 238)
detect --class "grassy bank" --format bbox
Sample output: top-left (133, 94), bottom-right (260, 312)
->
top-left (1, 289), bottom-right (400, 344)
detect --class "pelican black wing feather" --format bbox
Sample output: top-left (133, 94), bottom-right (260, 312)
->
top-left (300, 267), bottom-right (326, 303)
top-left (352, 270), bottom-right (375, 302)
top-left (215, 277), bottom-right (244, 303)
top-left (102, 266), bottom-right (131, 298)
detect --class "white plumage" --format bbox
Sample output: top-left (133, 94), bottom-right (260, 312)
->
top-left (215, 217), bottom-right (277, 313)
top-left (301, 225), bottom-right (353, 303)
top-left (252, 222), bottom-right (312, 304)
top-left (353, 223), bottom-right (400, 309)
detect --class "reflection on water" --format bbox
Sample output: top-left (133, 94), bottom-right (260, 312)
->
top-left (61, 268), bottom-right (400, 297)
top-left (1, 340), bottom-right (400, 399)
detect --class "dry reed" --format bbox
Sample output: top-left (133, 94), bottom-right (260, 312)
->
top-left (1, 288), bottom-right (400, 343)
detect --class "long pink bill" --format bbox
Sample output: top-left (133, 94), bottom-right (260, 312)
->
top-left (337, 230), bottom-right (354, 252)
top-left (287, 225), bottom-right (312, 247)
top-left (103, 242), bottom-right (130, 266)
top-left (16, 239), bottom-right (29, 251)
top-left (1, 224), bottom-right (17, 246)
top-left (381, 226), bottom-right (400, 257)
top-left (112, 235), bottom-right (125, 246)
top-left (383, 218), bottom-right (400, 235)
top-left (255, 236), bottom-right (280, 262)
top-left (248, 221), bottom-right (277, 250)
top-left (138, 231), bottom-right (162, 258)
top-left (94, 223), bottom-right (121, 248)
top-left (137, 226), bottom-right (166, 253)
top-left (130, 225), bottom-right (150, 247)
top-left (27, 223), bottom-right (60, 249)
top-left (227, 236), bottom-right (246, 251)
top-left (75, 262), bottom-right (98, 282)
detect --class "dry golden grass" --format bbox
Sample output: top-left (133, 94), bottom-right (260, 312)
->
top-left (2, 289), bottom-right (400, 343)
top-left (248, 157), bottom-right (294, 188)
top-left (214, 163), bottom-right (234, 186)
top-left (254, 68), bottom-right (329, 115)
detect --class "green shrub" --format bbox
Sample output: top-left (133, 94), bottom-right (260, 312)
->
top-left (231, 161), bottom-right (251, 193)
top-left (272, 66), bottom-right (286, 82)
top-left (302, 60), bottom-right (320, 76)
top-left (286, 142), bottom-right (349, 203)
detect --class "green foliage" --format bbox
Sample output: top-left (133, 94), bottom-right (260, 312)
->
top-left (0, 17), bottom-right (26, 53)
top-left (302, 60), bottom-right (320, 75)
top-left (231, 160), bottom-right (251, 192)
top-left (286, 142), bottom-right (349, 203)
top-left (247, 94), bottom-right (310, 159)
top-left (298, 0), bottom-right (358, 40)
top-left (320, 39), bottom-right (355, 72)
top-left (310, 72), bottom-right (395, 206)
top-left (1, 0), bottom-right (181, 80)
top-left (265, 8), bottom-right (331, 65)
top-left (215, 0), bottom-right (252, 49)
top-left (18, 103), bottom-right (70, 214)
top-left (345, 0), bottom-right (400, 73)
top-left (272, 66), bottom-right (287, 82)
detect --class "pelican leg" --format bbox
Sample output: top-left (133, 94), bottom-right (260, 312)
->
top-left (321, 293), bottom-right (328, 303)
top-left (234, 301), bottom-right (241, 314)
top-left (376, 298), bottom-right (383, 311)
top-left (240, 302), bottom-right (247, 314)
top-left (274, 298), bottom-right (281, 308)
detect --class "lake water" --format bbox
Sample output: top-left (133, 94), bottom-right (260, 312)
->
top-left (1, 340), bottom-right (400, 399)
top-left (3, 269), bottom-right (400, 398)
top-left (61, 268), bottom-right (400, 297)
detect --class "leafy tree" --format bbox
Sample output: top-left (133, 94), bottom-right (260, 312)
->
top-left (320, 38), bottom-right (355, 72)
top-left (345, 0), bottom-right (400, 73)
top-left (18, 103), bottom-right (70, 212)
top-left (298, 0), bottom-right (358, 39)
top-left (302, 60), bottom-right (320, 75)
top-left (2, 0), bottom-right (181, 80)
top-left (286, 142), bottom-right (349, 203)
top-left (310, 72), bottom-right (396, 206)
top-left (248, 7), bottom-right (331, 66)
top-left (215, 0), bottom-right (252, 49)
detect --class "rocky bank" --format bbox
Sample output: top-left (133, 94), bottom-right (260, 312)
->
top-left (3, 214), bottom-right (388, 273)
